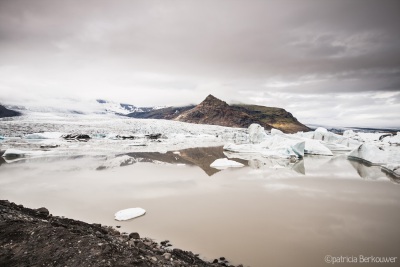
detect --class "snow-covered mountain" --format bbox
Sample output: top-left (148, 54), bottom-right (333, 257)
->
top-left (2, 99), bottom-right (166, 117)
top-left (96, 99), bottom-right (167, 115)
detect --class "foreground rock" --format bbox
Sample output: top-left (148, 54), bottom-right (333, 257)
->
top-left (0, 200), bottom-right (243, 267)
top-left (0, 105), bottom-right (21, 118)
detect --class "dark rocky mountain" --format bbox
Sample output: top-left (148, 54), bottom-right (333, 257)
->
top-left (175, 95), bottom-right (268, 128)
top-left (128, 95), bottom-right (309, 133)
top-left (0, 105), bottom-right (21, 118)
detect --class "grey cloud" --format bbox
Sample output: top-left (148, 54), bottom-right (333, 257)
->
top-left (0, 0), bottom-right (399, 127)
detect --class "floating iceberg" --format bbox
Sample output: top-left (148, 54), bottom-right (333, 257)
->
top-left (302, 139), bottom-right (333, 156)
top-left (248, 123), bottom-right (267, 144)
top-left (382, 132), bottom-right (400, 145)
top-left (210, 158), bottom-right (244, 169)
top-left (348, 144), bottom-right (388, 165)
top-left (114, 208), bottom-right (146, 221)
top-left (271, 127), bottom-right (333, 156)
top-left (224, 124), bottom-right (334, 157)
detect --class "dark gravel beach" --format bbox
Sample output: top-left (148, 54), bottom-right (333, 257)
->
top-left (0, 200), bottom-right (243, 267)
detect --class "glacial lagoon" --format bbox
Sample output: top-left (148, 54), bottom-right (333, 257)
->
top-left (1, 147), bottom-right (399, 267)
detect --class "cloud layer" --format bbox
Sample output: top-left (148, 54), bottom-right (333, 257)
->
top-left (0, 0), bottom-right (399, 127)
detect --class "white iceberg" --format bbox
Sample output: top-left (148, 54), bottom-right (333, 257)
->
top-left (223, 139), bottom-right (305, 159)
top-left (348, 144), bottom-right (388, 165)
top-left (210, 158), bottom-right (244, 169)
top-left (248, 123), bottom-right (267, 144)
top-left (114, 207), bottom-right (146, 221)
top-left (303, 139), bottom-right (333, 156)
top-left (260, 135), bottom-right (305, 158)
top-left (270, 128), bottom-right (284, 136)
top-left (382, 132), bottom-right (400, 145)
top-left (225, 124), bottom-right (333, 157)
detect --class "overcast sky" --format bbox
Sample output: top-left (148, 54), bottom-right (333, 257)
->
top-left (0, 0), bottom-right (399, 127)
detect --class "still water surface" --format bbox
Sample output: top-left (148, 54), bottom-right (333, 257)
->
top-left (1, 147), bottom-right (399, 267)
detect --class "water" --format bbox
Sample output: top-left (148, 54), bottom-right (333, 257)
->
top-left (1, 147), bottom-right (399, 267)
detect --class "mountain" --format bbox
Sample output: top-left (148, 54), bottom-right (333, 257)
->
top-left (0, 105), bottom-right (21, 118)
top-left (175, 95), bottom-right (266, 128)
top-left (128, 94), bottom-right (310, 133)
top-left (96, 99), bottom-right (167, 115)
top-left (231, 104), bottom-right (310, 133)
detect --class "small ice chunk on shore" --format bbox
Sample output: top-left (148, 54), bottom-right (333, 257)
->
top-left (210, 158), bottom-right (244, 169)
top-left (114, 208), bottom-right (146, 221)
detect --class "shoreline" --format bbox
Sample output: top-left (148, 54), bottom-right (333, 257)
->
top-left (0, 200), bottom-right (244, 267)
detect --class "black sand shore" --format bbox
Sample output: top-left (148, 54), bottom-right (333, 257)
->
top-left (0, 200), bottom-right (244, 267)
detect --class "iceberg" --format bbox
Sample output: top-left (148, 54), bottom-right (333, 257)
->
top-left (348, 144), bottom-right (388, 165)
top-left (382, 132), bottom-right (400, 145)
top-left (248, 123), bottom-right (267, 144)
top-left (114, 208), bottom-right (146, 221)
top-left (224, 124), bottom-right (333, 157)
top-left (223, 138), bottom-right (305, 159)
top-left (303, 139), bottom-right (333, 156)
top-left (210, 158), bottom-right (244, 169)
top-left (260, 135), bottom-right (305, 157)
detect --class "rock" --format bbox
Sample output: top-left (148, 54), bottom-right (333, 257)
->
top-left (129, 232), bottom-right (140, 239)
top-left (219, 257), bottom-right (226, 261)
top-left (62, 134), bottom-right (91, 141)
top-left (163, 252), bottom-right (172, 260)
top-left (151, 256), bottom-right (158, 262)
top-left (213, 259), bottom-right (218, 263)
top-left (146, 133), bottom-right (162, 139)
top-left (35, 207), bottom-right (49, 216)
